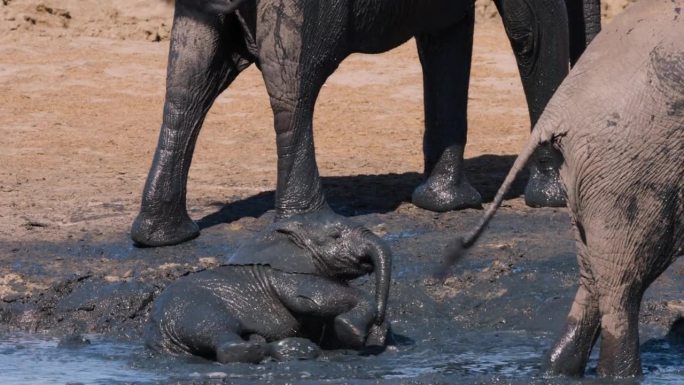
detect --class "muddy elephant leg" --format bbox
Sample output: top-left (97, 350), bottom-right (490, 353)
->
top-left (496, 0), bottom-right (569, 208)
top-left (412, 11), bottom-right (483, 212)
top-left (545, 283), bottom-right (600, 376)
top-left (154, 292), bottom-right (267, 363)
top-left (131, 6), bottom-right (252, 247)
top-left (256, 2), bottom-right (345, 219)
top-left (273, 273), bottom-right (378, 349)
top-left (216, 333), bottom-right (269, 364)
top-left (565, 0), bottom-right (601, 66)
top-left (596, 290), bottom-right (643, 377)
top-left (268, 337), bottom-right (321, 361)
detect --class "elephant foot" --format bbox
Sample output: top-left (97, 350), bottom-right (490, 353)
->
top-left (334, 315), bottom-right (369, 349)
top-left (524, 145), bottom-right (566, 208)
top-left (364, 322), bottom-right (391, 348)
top-left (268, 337), bottom-right (320, 361)
top-left (131, 210), bottom-right (199, 247)
top-left (412, 176), bottom-right (482, 212)
top-left (216, 338), bottom-right (267, 364)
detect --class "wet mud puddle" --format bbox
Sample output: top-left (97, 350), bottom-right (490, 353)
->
top-left (1, 331), bottom-right (682, 384)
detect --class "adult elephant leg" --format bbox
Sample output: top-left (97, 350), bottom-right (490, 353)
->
top-left (412, 11), bottom-right (483, 212)
top-left (257, 2), bottom-right (336, 219)
top-left (496, 0), bottom-right (569, 207)
top-left (132, 6), bottom-right (251, 247)
top-left (545, 261), bottom-right (601, 376)
top-left (566, 0), bottom-right (602, 66)
top-left (596, 289), bottom-right (643, 377)
top-left (268, 97), bottom-right (326, 218)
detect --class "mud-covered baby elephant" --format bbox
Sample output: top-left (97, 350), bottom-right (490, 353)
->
top-left (145, 211), bottom-right (391, 363)
top-left (441, 0), bottom-right (683, 378)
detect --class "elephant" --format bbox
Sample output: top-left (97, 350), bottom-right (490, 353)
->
top-left (144, 210), bottom-right (392, 363)
top-left (440, 0), bottom-right (683, 377)
top-left (130, 0), bottom-right (603, 247)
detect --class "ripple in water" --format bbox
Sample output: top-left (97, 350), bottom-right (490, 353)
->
top-left (0, 330), bottom-right (681, 384)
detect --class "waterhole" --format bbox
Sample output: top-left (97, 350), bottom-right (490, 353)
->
top-left (2, 330), bottom-right (682, 384)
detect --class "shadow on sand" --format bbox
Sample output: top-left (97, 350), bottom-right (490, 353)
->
top-left (197, 154), bottom-right (526, 230)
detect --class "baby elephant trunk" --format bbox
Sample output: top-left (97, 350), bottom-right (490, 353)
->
top-left (363, 231), bottom-right (392, 325)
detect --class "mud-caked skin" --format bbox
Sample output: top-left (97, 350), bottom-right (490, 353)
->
top-left (443, 1), bottom-right (683, 378)
top-left (145, 211), bottom-right (392, 363)
top-left (131, 0), bottom-right (602, 247)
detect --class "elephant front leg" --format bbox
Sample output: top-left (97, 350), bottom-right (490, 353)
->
top-left (269, 103), bottom-right (327, 219)
top-left (331, 289), bottom-right (382, 349)
top-left (274, 273), bottom-right (384, 350)
top-left (596, 292), bottom-right (643, 377)
top-left (256, 1), bottom-right (334, 220)
top-left (496, 0), bottom-right (569, 208)
top-left (412, 12), bottom-right (482, 212)
top-left (131, 6), bottom-right (251, 247)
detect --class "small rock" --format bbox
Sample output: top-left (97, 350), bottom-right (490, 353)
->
top-left (104, 275), bottom-right (121, 283)
top-left (199, 257), bottom-right (219, 268)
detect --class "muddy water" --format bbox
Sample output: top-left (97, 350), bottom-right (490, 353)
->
top-left (2, 205), bottom-right (682, 384)
top-left (2, 329), bottom-right (682, 385)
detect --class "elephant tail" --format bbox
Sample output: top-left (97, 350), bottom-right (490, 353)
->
top-left (436, 113), bottom-right (563, 278)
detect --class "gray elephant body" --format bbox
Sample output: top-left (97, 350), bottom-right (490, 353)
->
top-left (444, 0), bottom-right (683, 377)
top-left (131, 0), bottom-right (600, 247)
top-left (145, 212), bottom-right (391, 363)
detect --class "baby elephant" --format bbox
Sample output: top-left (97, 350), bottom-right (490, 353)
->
top-left (442, 0), bottom-right (683, 378)
top-left (145, 211), bottom-right (391, 363)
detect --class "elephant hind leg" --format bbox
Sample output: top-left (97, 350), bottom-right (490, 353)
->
top-left (131, 8), bottom-right (253, 247)
top-left (545, 283), bottom-right (600, 376)
top-left (412, 13), bottom-right (483, 212)
top-left (596, 290), bottom-right (643, 377)
top-left (216, 334), bottom-right (268, 364)
top-left (155, 290), bottom-right (265, 362)
top-left (496, 0), bottom-right (569, 208)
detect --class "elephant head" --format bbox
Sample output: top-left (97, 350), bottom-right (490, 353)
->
top-left (229, 210), bottom-right (392, 325)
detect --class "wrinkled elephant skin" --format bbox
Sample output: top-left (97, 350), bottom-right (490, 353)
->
top-left (443, 0), bottom-right (683, 378)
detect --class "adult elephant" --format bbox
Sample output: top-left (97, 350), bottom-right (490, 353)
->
top-left (132, 0), bottom-right (598, 247)
top-left (441, 0), bottom-right (682, 376)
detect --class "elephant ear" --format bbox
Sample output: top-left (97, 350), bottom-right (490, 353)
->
top-left (227, 220), bottom-right (319, 274)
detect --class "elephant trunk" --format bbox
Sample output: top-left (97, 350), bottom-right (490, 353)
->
top-left (363, 232), bottom-right (392, 325)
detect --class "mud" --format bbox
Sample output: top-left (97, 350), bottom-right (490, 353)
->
top-left (1, 0), bottom-right (681, 383)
